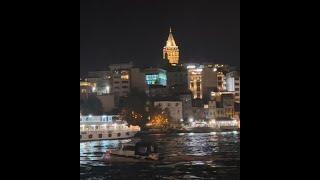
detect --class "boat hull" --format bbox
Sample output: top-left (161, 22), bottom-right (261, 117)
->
top-left (185, 126), bottom-right (239, 133)
top-left (104, 151), bottom-right (159, 161)
top-left (80, 131), bottom-right (138, 142)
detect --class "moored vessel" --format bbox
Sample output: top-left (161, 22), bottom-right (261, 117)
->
top-left (80, 115), bottom-right (140, 142)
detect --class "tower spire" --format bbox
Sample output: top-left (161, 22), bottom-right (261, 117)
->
top-left (163, 26), bottom-right (179, 65)
top-left (166, 27), bottom-right (176, 47)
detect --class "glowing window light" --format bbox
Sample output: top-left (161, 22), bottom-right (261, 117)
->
top-left (106, 86), bottom-right (110, 94)
top-left (194, 68), bottom-right (203, 72)
top-left (121, 74), bottom-right (129, 80)
top-left (187, 65), bottom-right (196, 69)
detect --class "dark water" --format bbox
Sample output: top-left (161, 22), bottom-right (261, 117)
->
top-left (80, 131), bottom-right (240, 180)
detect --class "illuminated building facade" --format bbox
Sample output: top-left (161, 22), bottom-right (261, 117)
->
top-left (163, 28), bottom-right (179, 65)
top-left (187, 66), bottom-right (203, 99)
top-left (186, 64), bottom-right (218, 99)
top-left (80, 80), bottom-right (96, 100)
top-left (226, 71), bottom-right (240, 102)
top-left (209, 92), bottom-right (235, 119)
top-left (87, 71), bottom-right (111, 95)
top-left (217, 72), bottom-right (226, 91)
top-left (109, 62), bottom-right (133, 97)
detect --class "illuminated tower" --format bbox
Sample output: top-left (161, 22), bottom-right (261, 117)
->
top-left (163, 27), bottom-right (179, 65)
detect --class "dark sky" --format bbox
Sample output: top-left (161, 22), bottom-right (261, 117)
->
top-left (80, 0), bottom-right (240, 76)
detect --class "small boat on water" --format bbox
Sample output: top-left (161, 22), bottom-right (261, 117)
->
top-left (103, 141), bottom-right (159, 161)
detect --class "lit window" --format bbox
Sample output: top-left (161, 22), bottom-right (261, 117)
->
top-left (121, 75), bottom-right (129, 80)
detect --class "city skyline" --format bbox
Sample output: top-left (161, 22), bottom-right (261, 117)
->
top-left (80, 1), bottom-right (240, 179)
top-left (80, 0), bottom-right (240, 76)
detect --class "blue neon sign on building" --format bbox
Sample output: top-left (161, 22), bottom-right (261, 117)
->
top-left (145, 71), bottom-right (167, 86)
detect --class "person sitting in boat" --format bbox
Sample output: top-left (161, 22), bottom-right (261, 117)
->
top-left (134, 141), bottom-right (159, 160)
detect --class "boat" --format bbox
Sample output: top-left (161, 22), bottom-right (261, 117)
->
top-left (213, 117), bottom-right (239, 131)
top-left (185, 126), bottom-right (216, 133)
top-left (184, 118), bottom-right (239, 132)
top-left (103, 141), bottom-right (159, 161)
top-left (80, 115), bottom-right (140, 142)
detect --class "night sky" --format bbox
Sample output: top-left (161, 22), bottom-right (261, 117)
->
top-left (80, 0), bottom-right (240, 76)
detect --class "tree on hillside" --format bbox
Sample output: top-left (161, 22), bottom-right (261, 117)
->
top-left (120, 89), bottom-right (149, 128)
top-left (147, 105), bottom-right (171, 129)
top-left (80, 95), bottom-right (103, 115)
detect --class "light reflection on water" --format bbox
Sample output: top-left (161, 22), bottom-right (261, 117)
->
top-left (80, 131), bottom-right (240, 180)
